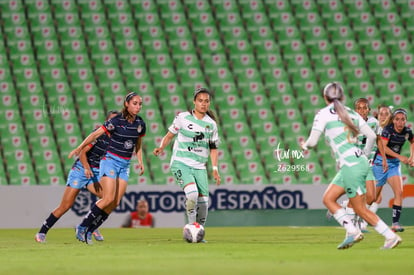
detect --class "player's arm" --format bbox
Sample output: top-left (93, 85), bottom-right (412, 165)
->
top-left (382, 138), bottom-right (409, 164)
top-left (135, 137), bottom-right (144, 176)
top-left (79, 144), bottom-right (94, 178)
top-left (301, 129), bottom-right (322, 150)
top-left (68, 127), bottom-right (105, 158)
top-left (209, 148), bottom-right (221, 185)
top-left (376, 136), bottom-right (388, 172)
top-left (153, 131), bottom-right (175, 156)
top-left (360, 123), bottom-right (376, 157)
top-left (301, 111), bottom-right (324, 150)
top-left (408, 136), bottom-right (414, 166)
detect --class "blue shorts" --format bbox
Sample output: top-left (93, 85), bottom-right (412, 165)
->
top-left (99, 152), bottom-right (130, 182)
top-left (372, 155), bottom-right (401, 187)
top-left (66, 161), bottom-right (100, 189)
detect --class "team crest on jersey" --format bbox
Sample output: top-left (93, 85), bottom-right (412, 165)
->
top-left (109, 169), bottom-right (115, 176)
top-left (137, 125), bottom-right (142, 133)
top-left (124, 140), bottom-right (134, 149)
top-left (106, 123), bottom-right (115, 131)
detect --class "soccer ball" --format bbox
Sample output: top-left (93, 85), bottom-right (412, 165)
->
top-left (182, 222), bottom-right (205, 243)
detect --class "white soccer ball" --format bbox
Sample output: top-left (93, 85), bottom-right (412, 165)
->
top-left (182, 222), bottom-right (205, 243)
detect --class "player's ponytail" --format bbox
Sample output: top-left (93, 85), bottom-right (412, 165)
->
top-left (323, 82), bottom-right (359, 137)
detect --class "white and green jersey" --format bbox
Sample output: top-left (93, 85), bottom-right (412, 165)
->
top-left (168, 111), bottom-right (219, 169)
top-left (356, 116), bottom-right (379, 161)
top-left (311, 103), bottom-right (368, 168)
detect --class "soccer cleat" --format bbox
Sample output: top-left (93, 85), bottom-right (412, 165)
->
top-left (92, 229), bottom-right (104, 241)
top-left (391, 223), bottom-right (404, 232)
top-left (382, 235), bottom-right (402, 249)
top-left (337, 232), bottom-right (364, 250)
top-left (85, 232), bottom-right (93, 245)
top-left (75, 225), bottom-right (87, 242)
top-left (35, 233), bottom-right (46, 243)
top-left (200, 239), bottom-right (208, 243)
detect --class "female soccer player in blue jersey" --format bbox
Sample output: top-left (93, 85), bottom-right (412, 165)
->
top-left (153, 88), bottom-right (220, 235)
top-left (69, 92), bottom-right (146, 244)
top-left (35, 111), bottom-right (119, 243)
top-left (301, 82), bottom-right (401, 250)
top-left (372, 108), bottom-right (414, 232)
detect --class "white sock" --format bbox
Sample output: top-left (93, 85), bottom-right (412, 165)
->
top-left (374, 219), bottom-right (396, 239)
top-left (333, 208), bottom-right (358, 234)
top-left (196, 196), bottom-right (209, 226)
top-left (369, 202), bottom-right (379, 213)
top-left (184, 184), bottom-right (198, 224)
top-left (345, 206), bottom-right (356, 224)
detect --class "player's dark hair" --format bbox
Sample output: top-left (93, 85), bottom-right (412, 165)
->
top-left (323, 82), bottom-right (359, 137)
top-left (392, 108), bottom-right (408, 119)
top-left (106, 110), bottom-right (120, 120)
top-left (354, 98), bottom-right (370, 110)
top-left (122, 92), bottom-right (139, 121)
top-left (192, 88), bottom-right (217, 122)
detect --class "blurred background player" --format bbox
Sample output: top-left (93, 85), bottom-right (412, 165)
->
top-left (372, 108), bottom-right (414, 232)
top-left (341, 98), bottom-right (388, 232)
top-left (35, 110), bottom-right (119, 243)
top-left (122, 199), bottom-right (154, 228)
top-left (153, 88), bottom-right (220, 240)
top-left (69, 92), bottom-right (146, 244)
top-left (302, 82), bottom-right (401, 250)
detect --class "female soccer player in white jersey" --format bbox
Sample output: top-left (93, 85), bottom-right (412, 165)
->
top-left (153, 88), bottom-right (221, 236)
top-left (301, 82), bottom-right (401, 250)
top-left (341, 98), bottom-right (389, 232)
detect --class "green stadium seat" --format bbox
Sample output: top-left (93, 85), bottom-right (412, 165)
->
top-left (373, 0), bottom-right (397, 16)
top-left (347, 81), bottom-right (377, 105)
top-left (295, 157), bottom-right (325, 184)
top-left (389, 39), bottom-right (413, 61)
top-left (286, 54), bottom-right (312, 74)
top-left (276, 25), bottom-right (302, 46)
top-left (127, 153), bottom-right (151, 185)
top-left (329, 26), bottom-right (356, 47)
top-left (318, 0), bottom-right (345, 17)
top-left (351, 11), bottom-right (376, 32)
top-left (376, 81), bottom-right (404, 106)
top-left (148, 149), bottom-right (175, 185)
top-left (281, 39), bottom-right (307, 60)
top-left (324, 11), bottom-right (350, 34)
top-left (343, 0), bottom-right (371, 16)
top-left (282, 119), bottom-right (308, 148)
top-left (0, 0), bottom-right (24, 12)
top-left (339, 53), bottom-right (365, 73)
top-left (356, 26), bottom-right (382, 46)
top-left (298, 11), bottom-right (324, 33)
top-left (292, 0), bottom-right (319, 16)
top-left (216, 148), bottom-right (238, 185)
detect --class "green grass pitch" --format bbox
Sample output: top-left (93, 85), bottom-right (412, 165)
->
top-left (0, 227), bottom-right (412, 274)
